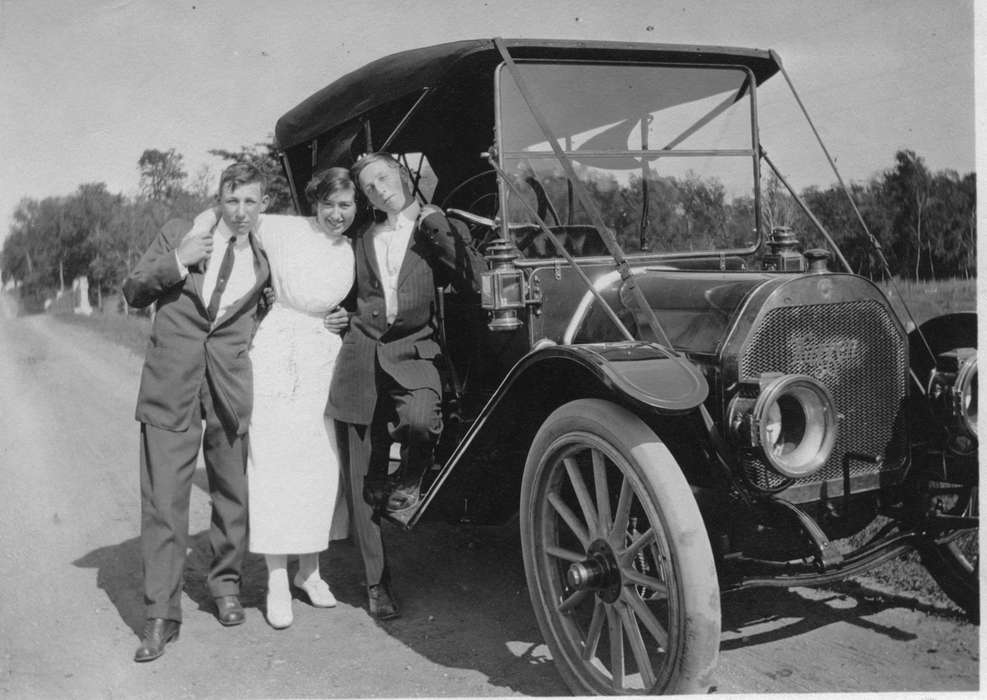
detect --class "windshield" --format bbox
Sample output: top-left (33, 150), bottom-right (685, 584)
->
top-left (496, 61), bottom-right (760, 254)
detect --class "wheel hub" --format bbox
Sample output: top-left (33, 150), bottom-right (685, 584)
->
top-left (566, 539), bottom-right (622, 603)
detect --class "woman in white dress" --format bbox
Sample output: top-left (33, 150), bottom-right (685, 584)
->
top-left (248, 167), bottom-right (357, 629)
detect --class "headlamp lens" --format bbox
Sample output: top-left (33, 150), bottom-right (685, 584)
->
top-left (754, 375), bottom-right (837, 478)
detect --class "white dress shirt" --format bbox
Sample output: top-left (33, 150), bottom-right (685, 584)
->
top-left (177, 211), bottom-right (256, 322)
top-left (371, 201), bottom-right (420, 324)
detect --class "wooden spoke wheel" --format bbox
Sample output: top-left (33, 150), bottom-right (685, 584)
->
top-left (521, 399), bottom-right (720, 695)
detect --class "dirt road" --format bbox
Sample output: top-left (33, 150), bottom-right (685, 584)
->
top-left (0, 309), bottom-right (978, 697)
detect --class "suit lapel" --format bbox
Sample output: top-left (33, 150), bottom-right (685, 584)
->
top-left (211, 232), bottom-right (270, 328)
top-left (362, 230), bottom-right (382, 282)
top-left (363, 208), bottom-right (421, 291)
top-left (188, 266), bottom-right (209, 318)
top-left (397, 221), bottom-right (424, 290)
top-left (190, 213), bottom-right (222, 317)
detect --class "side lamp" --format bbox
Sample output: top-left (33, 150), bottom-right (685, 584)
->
top-left (481, 239), bottom-right (525, 331)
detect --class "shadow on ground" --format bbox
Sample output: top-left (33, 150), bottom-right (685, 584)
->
top-left (74, 465), bottom-right (967, 696)
top-left (720, 575), bottom-right (970, 652)
top-left (322, 518), bottom-right (568, 696)
top-left (72, 468), bottom-right (269, 637)
top-left (71, 467), bottom-right (566, 695)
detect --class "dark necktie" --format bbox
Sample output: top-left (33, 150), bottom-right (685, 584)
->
top-left (206, 235), bottom-right (237, 320)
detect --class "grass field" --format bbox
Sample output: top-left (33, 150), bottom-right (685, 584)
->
top-left (881, 276), bottom-right (978, 326)
top-left (57, 308), bottom-right (152, 357)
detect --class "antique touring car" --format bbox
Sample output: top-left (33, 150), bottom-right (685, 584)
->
top-left (274, 39), bottom-right (978, 694)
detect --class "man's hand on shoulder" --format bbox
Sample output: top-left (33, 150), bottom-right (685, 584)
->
top-left (417, 203), bottom-right (444, 222)
top-left (323, 306), bottom-right (350, 335)
top-left (416, 204), bottom-right (458, 256)
top-left (259, 286), bottom-right (276, 312)
top-left (177, 208), bottom-right (219, 267)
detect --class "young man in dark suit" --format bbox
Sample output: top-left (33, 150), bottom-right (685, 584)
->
top-left (123, 162), bottom-right (272, 661)
top-left (327, 153), bottom-right (483, 620)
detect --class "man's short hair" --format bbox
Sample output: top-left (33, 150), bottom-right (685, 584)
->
top-left (350, 152), bottom-right (411, 194)
top-left (218, 161), bottom-right (268, 196)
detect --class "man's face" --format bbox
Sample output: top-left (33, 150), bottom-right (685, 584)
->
top-left (358, 160), bottom-right (412, 215)
top-left (219, 181), bottom-right (268, 236)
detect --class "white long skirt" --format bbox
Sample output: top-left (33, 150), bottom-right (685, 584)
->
top-left (247, 304), bottom-right (348, 554)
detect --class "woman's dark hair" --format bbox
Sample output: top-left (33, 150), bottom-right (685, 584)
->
top-left (304, 167), bottom-right (357, 205)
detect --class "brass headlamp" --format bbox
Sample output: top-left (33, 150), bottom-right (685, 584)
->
top-left (728, 373), bottom-right (838, 478)
top-left (480, 239), bottom-right (525, 331)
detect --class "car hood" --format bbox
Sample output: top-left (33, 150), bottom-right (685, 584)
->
top-left (566, 267), bottom-right (774, 355)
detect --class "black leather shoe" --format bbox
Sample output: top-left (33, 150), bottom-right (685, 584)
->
top-left (367, 583), bottom-right (400, 620)
top-left (215, 595), bottom-right (245, 626)
top-left (362, 479), bottom-right (390, 507)
top-left (134, 618), bottom-right (180, 662)
top-left (385, 480), bottom-right (422, 512)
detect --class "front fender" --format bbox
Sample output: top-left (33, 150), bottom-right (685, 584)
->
top-left (457, 342), bottom-right (708, 463)
top-left (909, 312), bottom-right (978, 381)
top-left (412, 342), bottom-right (708, 526)
top-left (523, 342), bottom-right (709, 411)
top-left (907, 312), bottom-right (978, 474)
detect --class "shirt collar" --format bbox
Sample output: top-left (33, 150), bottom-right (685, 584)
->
top-left (376, 201), bottom-right (421, 235)
top-left (214, 217), bottom-right (252, 248)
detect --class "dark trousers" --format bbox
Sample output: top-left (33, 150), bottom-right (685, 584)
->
top-left (338, 370), bottom-right (441, 586)
top-left (139, 376), bottom-right (249, 622)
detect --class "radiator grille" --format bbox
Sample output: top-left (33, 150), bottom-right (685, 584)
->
top-left (739, 300), bottom-right (907, 491)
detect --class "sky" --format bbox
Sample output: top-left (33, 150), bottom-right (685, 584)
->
top-left (0, 0), bottom-right (978, 242)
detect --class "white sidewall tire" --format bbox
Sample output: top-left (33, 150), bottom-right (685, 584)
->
top-left (521, 398), bottom-right (721, 695)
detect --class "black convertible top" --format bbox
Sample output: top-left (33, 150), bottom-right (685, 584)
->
top-left (274, 38), bottom-right (780, 149)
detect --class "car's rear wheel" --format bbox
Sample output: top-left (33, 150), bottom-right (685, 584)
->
top-left (520, 399), bottom-right (720, 695)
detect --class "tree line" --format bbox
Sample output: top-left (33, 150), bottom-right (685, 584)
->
top-left (528, 149), bottom-right (974, 280)
top-left (791, 150), bottom-right (976, 280)
top-left (0, 143), bottom-right (290, 312)
top-left (0, 146), bottom-right (976, 312)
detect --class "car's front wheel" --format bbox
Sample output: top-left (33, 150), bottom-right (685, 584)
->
top-left (520, 399), bottom-right (720, 695)
top-left (920, 483), bottom-right (978, 622)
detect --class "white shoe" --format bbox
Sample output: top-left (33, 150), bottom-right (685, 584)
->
top-left (293, 574), bottom-right (337, 608)
top-left (266, 586), bottom-right (293, 629)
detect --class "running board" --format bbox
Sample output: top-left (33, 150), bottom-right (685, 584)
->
top-left (721, 532), bottom-right (920, 592)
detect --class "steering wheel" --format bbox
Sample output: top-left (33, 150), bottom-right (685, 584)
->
top-left (441, 168), bottom-right (568, 257)
top-left (441, 169), bottom-right (562, 226)
top-left (439, 169), bottom-right (498, 216)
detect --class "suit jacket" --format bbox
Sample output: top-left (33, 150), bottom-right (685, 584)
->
top-left (123, 218), bottom-right (271, 435)
top-left (326, 209), bottom-right (484, 425)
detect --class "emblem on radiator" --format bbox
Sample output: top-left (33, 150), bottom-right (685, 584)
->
top-left (788, 332), bottom-right (863, 382)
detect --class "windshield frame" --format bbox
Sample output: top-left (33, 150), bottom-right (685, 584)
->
top-left (494, 58), bottom-right (765, 258)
